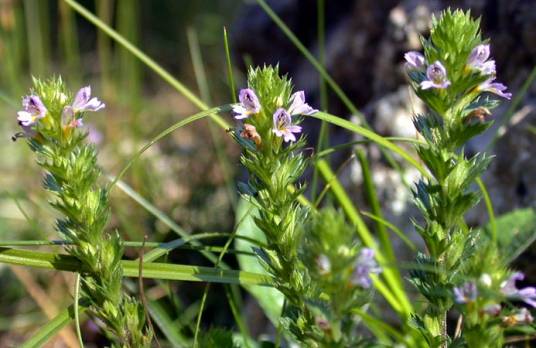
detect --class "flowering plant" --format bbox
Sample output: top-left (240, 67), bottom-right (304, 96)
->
top-left (4, 5), bottom-right (534, 348)
top-left (14, 78), bottom-right (152, 347)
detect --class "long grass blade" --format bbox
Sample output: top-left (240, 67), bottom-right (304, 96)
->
top-left (73, 274), bottom-right (84, 348)
top-left (187, 28), bottom-right (237, 209)
top-left (21, 305), bottom-right (88, 348)
top-left (361, 211), bottom-right (416, 251)
top-left (254, 0), bottom-right (360, 117)
top-left (476, 177), bottom-right (496, 243)
top-left (487, 65), bottom-right (536, 149)
top-left (63, 0), bottom-right (229, 129)
top-left (0, 248), bottom-right (272, 286)
top-left (352, 308), bottom-right (406, 343)
top-left (59, 1), bottom-right (81, 85)
top-left (356, 149), bottom-right (395, 263)
top-left (311, 0), bottom-right (329, 200)
top-left (223, 27), bottom-right (237, 103)
top-left (148, 301), bottom-right (190, 347)
top-left (311, 112), bottom-right (428, 177)
top-left (96, 0), bottom-right (114, 96)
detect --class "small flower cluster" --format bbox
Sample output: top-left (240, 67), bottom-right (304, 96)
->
top-left (453, 272), bottom-right (536, 327)
top-left (405, 44), bottom-right (511, 99)
top-left (15, 85), bottom-right (105, 138)
top-left (232, 88), bottom-right (316, 143)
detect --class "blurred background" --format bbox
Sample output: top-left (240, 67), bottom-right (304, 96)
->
top-left (0, 0), bottom-right (535, 346)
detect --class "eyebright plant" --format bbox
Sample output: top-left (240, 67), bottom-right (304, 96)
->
top-left (14, 78), bottom-right (152, 347)
top-left (404, 9), bottom-right (531, 348)
top-left (231, 66), bottom-right (382, 346)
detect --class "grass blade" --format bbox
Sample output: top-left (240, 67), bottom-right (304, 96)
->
top-left (73, 274), bottom-right (84, 348)
top-left (0, 248), bottom-right (272, 286)
top-left (63, 0), bottom-right (229, 129)
top-left (311, 112), bottom-right (428, 177)
top-left (21, 305), bottom-right (87, 348)
top-left (476, 177), bottom-right (496, 243)
top-left (361, 211), bottom-right (416, 251)
top-left (187, 28), bottom-right (237, 209)
top-left (148, 301), bottom-right (190, 348)
top-left (487, 65), bottom-right (536, 149)
top-left (356, 149), bottom-right (395, 263)
top-left (223, 27), bottom-right (237, 103)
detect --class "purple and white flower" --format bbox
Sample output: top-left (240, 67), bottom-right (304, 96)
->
top-left (17, 95), bottom-right (47, 127)
top-left (468, 44), bottom-right (496, 75)
top-left (420, 61), bottom-right (451, 90)
top-left (232, 88), bottom-right (261, 120)
top-left (478, 78), bottom-right (512, 100)
top-left (351, 248), bottom-right (382, 288)
top-left (287, 91), bottom-right (317, 116)
top-left (501, 272), bottom-right (536, 307)
top-left (62, 86), bottom-right (105, 127)
top-left (71, 86), bottom-right (105, 113)
top-left (272, 108), bottom-right (302, 143)
top-left (404, 51), bottom-right (425, 70)
top-left (454, 281), bottom-right (478, 304)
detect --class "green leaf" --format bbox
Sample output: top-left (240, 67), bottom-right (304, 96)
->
top-left (21, 305), bottom-right (88, 348)
top-left (235, 198), bottom-right (284, 325)
top-left (0, 247), bottom-right (272, 286)
top-left (480, 208), bottom-right (536, 263)
top-left (147, 300), bottom-right (190, 348)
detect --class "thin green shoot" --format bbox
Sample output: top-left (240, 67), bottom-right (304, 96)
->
top-left (223, 27), bottom-right (238, 103)
top-left (187, 27), bottom-right (237, 209)
top-left (74, 274), bottom-right (84, 348)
